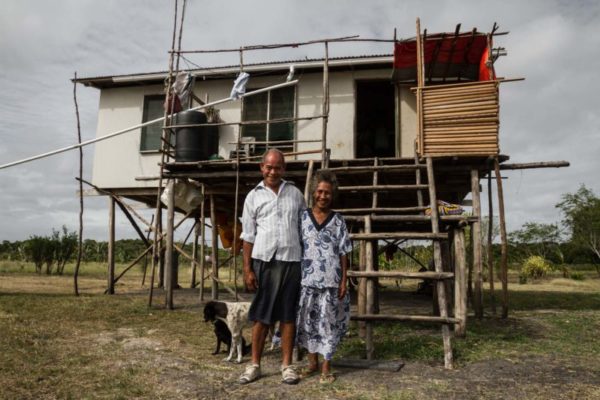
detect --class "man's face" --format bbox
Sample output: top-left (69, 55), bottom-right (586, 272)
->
top-left (260, 152), bottom-right (285, 190)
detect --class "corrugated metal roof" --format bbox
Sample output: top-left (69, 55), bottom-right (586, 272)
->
top-left (75, 53), bottom-right (394, 89)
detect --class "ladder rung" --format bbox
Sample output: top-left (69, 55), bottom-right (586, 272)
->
top-left (349, 232), bottom-right (448, 240)
top-left (325, 164), bottom-right (427, 173)
top-left (344, 215), bottom-right (430, 222)
top-left (344, 215), bottom-right (474, 223)
top-left (351, 314), bottom-right (459, 324)
top-left (347, 271), bottom-right (453, 279)
top-left (336, 207), bottom-right (427, 214)
top-left (339, 184), bottom-right (429, 191)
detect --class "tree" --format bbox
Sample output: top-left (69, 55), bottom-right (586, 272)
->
top-left (508, 221), bottom-right (564, 262)
top-left (54, 226), bottom-right (78, 275)
top-left (556, 185), bottom-right (600, 274)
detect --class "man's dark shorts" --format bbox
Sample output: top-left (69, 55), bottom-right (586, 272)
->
top-left (248, 258), bottom-right (301, 325)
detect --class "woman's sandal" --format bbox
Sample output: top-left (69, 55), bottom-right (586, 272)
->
top-left (299, 365), bottom-right (319, 378)
top-left (319, 373), bottom-right (336, 384)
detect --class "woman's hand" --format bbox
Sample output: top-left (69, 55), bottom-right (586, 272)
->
top-left (338, 280), bottom-right (347, 299)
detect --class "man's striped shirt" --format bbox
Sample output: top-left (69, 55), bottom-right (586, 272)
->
top-left (241, 180), bottom-right (306, 262)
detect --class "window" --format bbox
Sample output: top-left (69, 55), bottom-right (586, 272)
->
top-left (140, 95), bottom-right (165, 152)
top-left (241, 86), bottom-right (295, 154)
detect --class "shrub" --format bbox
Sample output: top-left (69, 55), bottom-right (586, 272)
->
top-left (519, 256), bottom-right (552, 283)
top-left (569, 271), bottom-right (586, 281)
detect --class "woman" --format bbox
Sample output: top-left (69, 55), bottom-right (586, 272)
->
top-left (296, 170), bottom-right (352, 384)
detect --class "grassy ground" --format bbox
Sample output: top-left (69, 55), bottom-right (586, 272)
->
top-left (1, 261), bottom-right (599, 399)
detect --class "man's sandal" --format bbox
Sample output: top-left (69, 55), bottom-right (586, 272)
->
top-left (320, 373), bottom-right (336, 384)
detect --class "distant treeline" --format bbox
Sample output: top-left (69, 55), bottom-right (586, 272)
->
top-left (0, 227), bottom-right (199, 274)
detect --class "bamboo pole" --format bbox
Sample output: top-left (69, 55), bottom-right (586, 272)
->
top-left (471, 169), bottom-right (483, 318)
top-left (494, 158), bottom-right (509, 318)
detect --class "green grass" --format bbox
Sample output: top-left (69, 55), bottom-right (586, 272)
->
top-left (1, 262), bottom-right (599, 399)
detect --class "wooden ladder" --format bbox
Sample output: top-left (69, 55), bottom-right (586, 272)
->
top-left (339, 156), bottom-right (456, 369)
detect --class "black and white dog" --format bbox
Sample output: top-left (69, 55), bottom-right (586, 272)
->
top-left (203, 301), bottom-right (252, 363)
top-left (211, 319), bottom-right (251, 357)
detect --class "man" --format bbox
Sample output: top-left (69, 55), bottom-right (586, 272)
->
top-left (238, 149), bottom-right (306, 385)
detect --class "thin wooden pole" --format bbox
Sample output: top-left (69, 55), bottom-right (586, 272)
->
top-left (73, 72), bottom-right (84, 297)
top-left (358, 229), bottom-right (367, 339)
top-left (165, 179), bottom-right (175, 310)
top-left (321, 41), bottom-right (329, 167)
top-left (210, 194), bottom-right (219, 300)
top-left (150, 0), bottom-right (179, 307)
top-left (190, 217), bottom-right (199, 288)
top-left (471, 169), bottom-right (483, 318)
top-left (365, 216), bottom-right (374, 360)
top-left (304, 160), bottom-right (314, 205)
top-left (494, 158), bottom-right (509, 318)
top-left (107, 197), bottom-right (115, 295)
top-left (199, 184), bottom-right (206, 301)
top-left (453, 227), bottom-right (467, 337)
top-left (487, 170), bottom-right (496, 315)
top-left (141, 214), bottom-right (154, 287)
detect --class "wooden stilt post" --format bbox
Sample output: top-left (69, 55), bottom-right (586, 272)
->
top-left (210, 194), bottom-right (219, 300)
top-left (165, 179), bottom-right (175, 310)
top-left (453, 227), bottom-right (467, 337)
top-left (365, 216), bottom-right (375, 360)
top-left (467, 224), bottom-right (474, 308)
top-left (107, 196), bottom-right (115, 295)
top-left (199, 184), bottom-right (206, 301)
top-left (494, 159), bottom-right (509, 318)
top-left (191, 218), bottom-right (199, 288)
top-left (487, 170), bottom-right (496, 315)
top-left (471, 169), bottom-right (483, 318)
top-left (358, 229), bottom-right (367, 339)
top-left (426, 157), bottom-right (453, 369)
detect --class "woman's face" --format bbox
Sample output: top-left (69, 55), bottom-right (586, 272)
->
top-left (313, 181), bottom-right (333, 210)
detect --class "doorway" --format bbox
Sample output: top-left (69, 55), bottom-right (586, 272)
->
top-left (355, 80), bottom-right (396, 158)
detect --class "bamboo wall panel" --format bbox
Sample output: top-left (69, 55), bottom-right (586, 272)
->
top-left (419, 80), bottom-right (499, 157)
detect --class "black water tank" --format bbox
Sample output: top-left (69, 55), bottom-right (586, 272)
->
top-left (174, 110), bottom-right (218, 161)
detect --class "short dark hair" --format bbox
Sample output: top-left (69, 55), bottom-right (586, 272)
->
top-left (310, 170), bottom-right (339, 202)
top-left (261, 148), bottom-right (285, 165)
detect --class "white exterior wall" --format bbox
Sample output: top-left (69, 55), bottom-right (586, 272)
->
top-left (91, 69), bottom-right (417, 189)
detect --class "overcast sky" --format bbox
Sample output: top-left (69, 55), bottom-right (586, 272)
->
top-left (0, 0), bottom-right (598, 242)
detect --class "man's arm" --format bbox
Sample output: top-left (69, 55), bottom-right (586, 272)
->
top-left (243, 240), bottom-right (257, 291)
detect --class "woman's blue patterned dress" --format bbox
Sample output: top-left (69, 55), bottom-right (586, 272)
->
top-left (296, 209), bottom-right (352, 360)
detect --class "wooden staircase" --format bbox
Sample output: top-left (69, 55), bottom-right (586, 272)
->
top-left (317, 155), bottom-right (466, 369)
